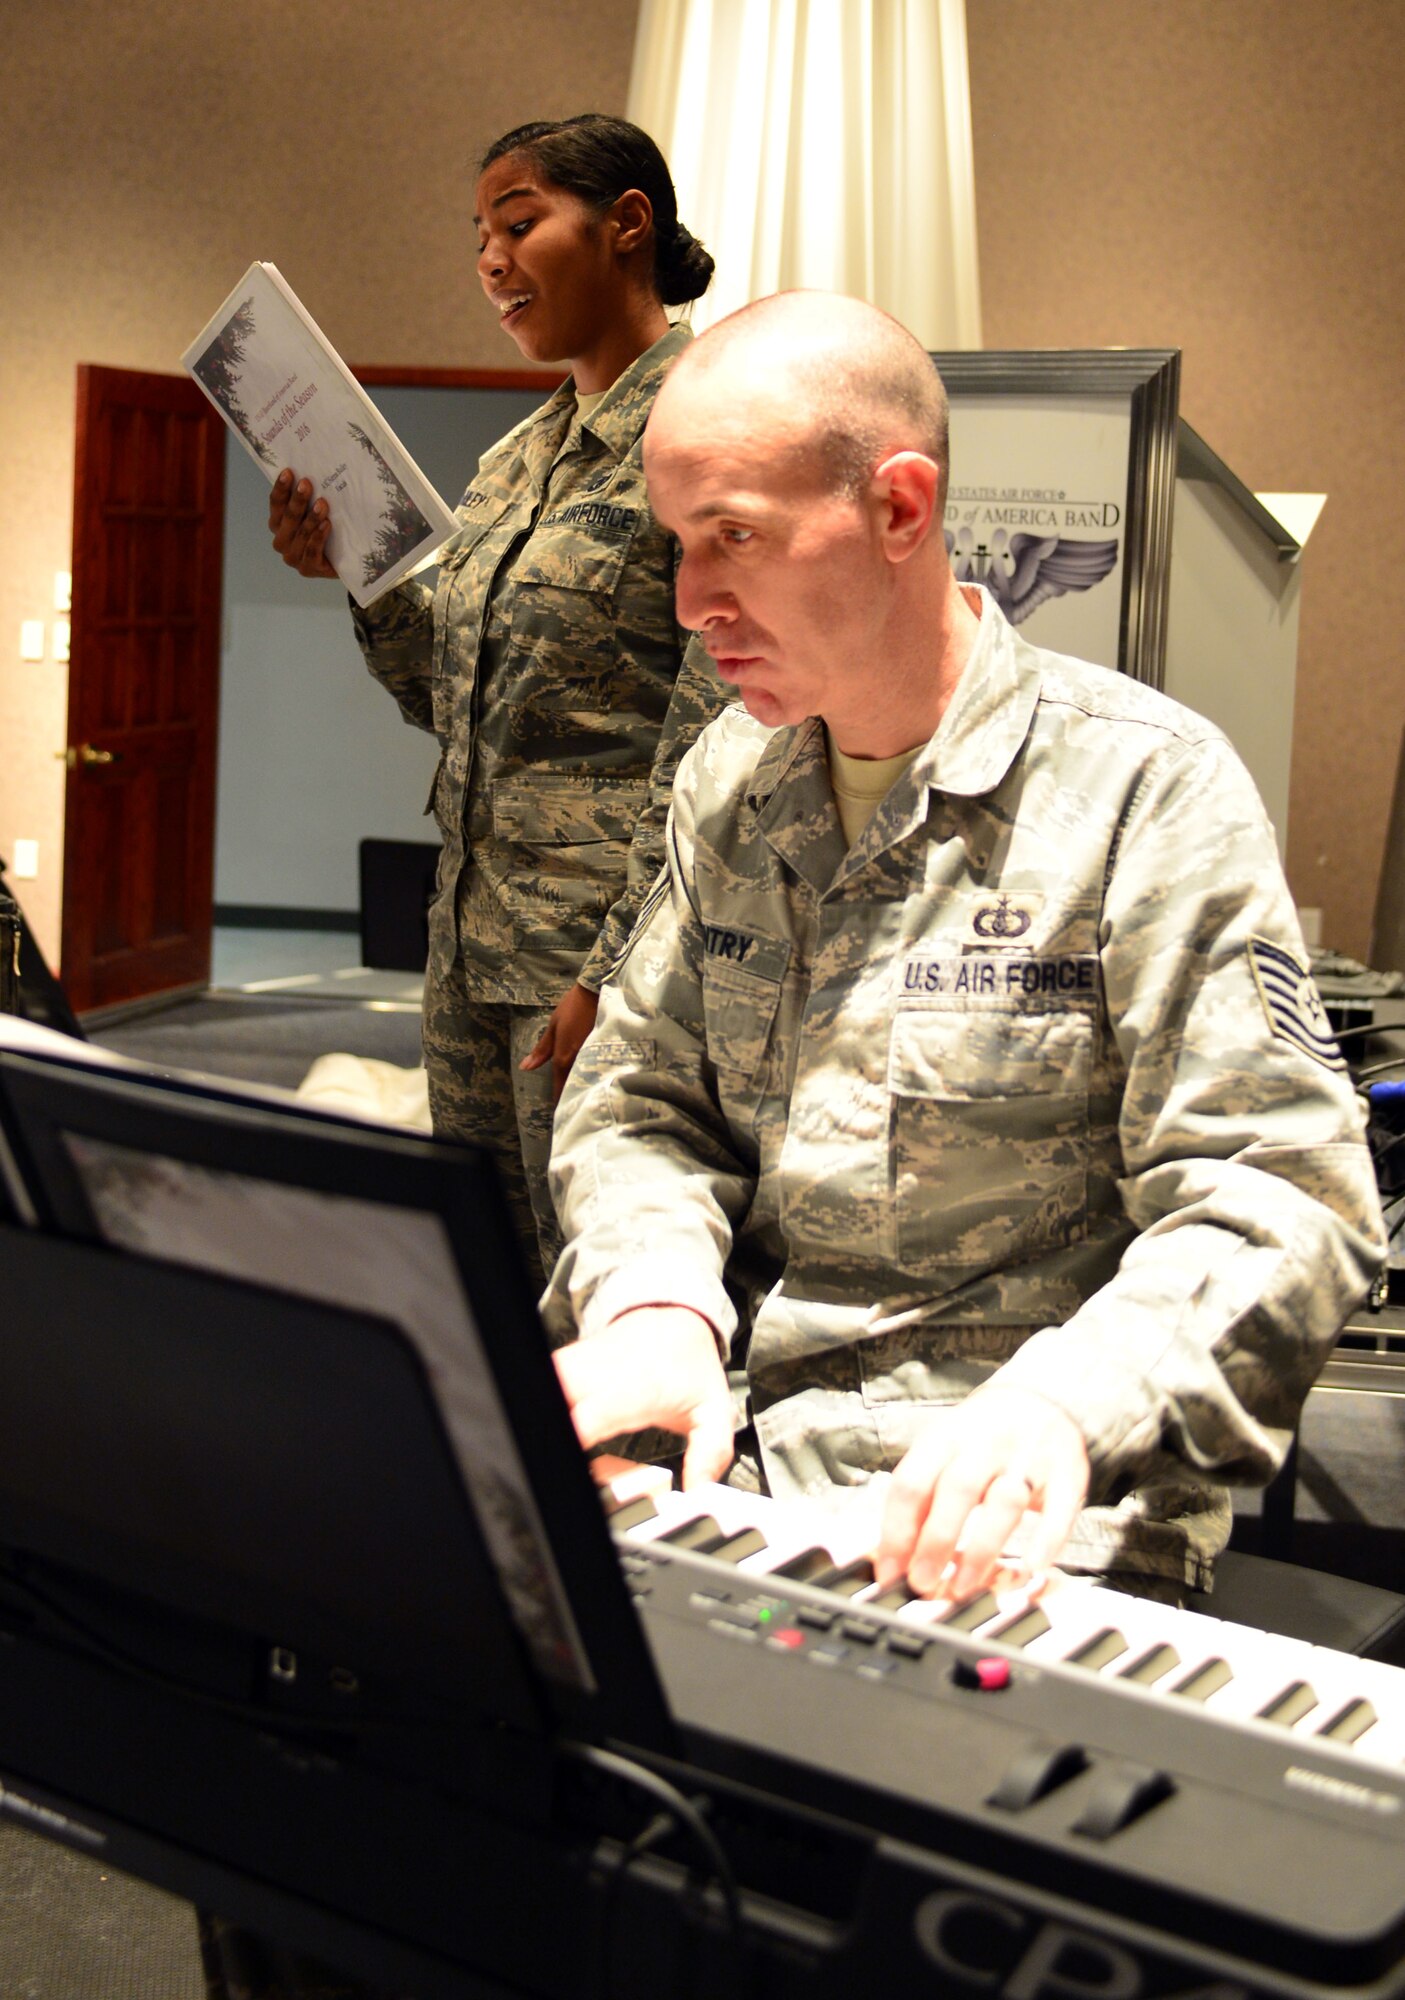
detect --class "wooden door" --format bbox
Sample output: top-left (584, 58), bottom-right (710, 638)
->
top-left (61, 366), bottom-right (225, 1013)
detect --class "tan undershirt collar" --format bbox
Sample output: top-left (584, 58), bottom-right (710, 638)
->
top-left (825, 728), bottom-right (922, 847)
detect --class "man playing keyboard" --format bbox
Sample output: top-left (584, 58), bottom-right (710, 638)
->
top-left (541, 291), bottom-right (1384, 1609)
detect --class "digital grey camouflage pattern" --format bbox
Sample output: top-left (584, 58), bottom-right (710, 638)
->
top-left (349, 325), bottom-right (726, 1282)
top-left (350, 322), bottom-right (728, 1006)
top-left (421, 968), bottom-right (559, 1292)
top-left (545, 591), bottom-right (1386, 1590)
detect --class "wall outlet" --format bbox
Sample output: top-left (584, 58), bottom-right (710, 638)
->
top-left (20, 620), bottom-right (44, 662)
top-left (12, 839), bottom-right (39, 879)
top-left (53, 617), bottom-right (70, 664)
top-left (1297, 906), bottom-right (1323, 948)
top-left (54, 571), bottom-right (72, 613)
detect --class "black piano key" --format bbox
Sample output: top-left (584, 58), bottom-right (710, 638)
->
top-left (709, 1526), bottom-right (769, 1565)
top-left (986, 1605), bottom-right (1052, 1649)
top-left (1256, 1680), bottom-right (1319, 1729)
top-left (811, 1558), bottom-right (877, 1599)
top-left (1118, 1643), bottom-right (1181, 1686)
top-left (938, 1591), bottom-right (1002, 1633)
top-left (1170, 1657), bottom-right (1233, 1703)
top-left (1317, 1697), bottom-right (1378, 1744)
top-left (772, 1546), bottom-right (837, 1583)
top-left (658, 1514), bottom-right (724, 1553)
top-left (867, 1580), bottom-right (919, 1614)
top-left (1065, 1627), bottom-right (1129, 1672)
top-left (606, 1494), bottom-right (659, 1532)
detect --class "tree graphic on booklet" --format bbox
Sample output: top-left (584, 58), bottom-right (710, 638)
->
top-left (191, 301), bottom-right (274, 466)
top-left (349, 423), bottom-right (434, 584)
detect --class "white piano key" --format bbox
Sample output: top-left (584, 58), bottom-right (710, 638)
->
top-left (612, 1480), bottom-right (873, 1590)
top-left (1181, 1615), bottom-right (1385, 1752)
top-left (606, 1473), bottom-right (1405, 1762)
top-left (736, 1508), bottom-right (875, 1580)
top-left (1130, 1609), bottom-right (1312, 1721)
top-left (615, 1480), bottom-right (764, 1546)
top-left (1300, 1650), bottom-right (1405, 1767)
top-left (992, 1576), bottom-right (1175, 1671)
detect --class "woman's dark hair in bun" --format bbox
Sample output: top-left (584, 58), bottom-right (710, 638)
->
top-left (481, 113), bottom-right (715, 307)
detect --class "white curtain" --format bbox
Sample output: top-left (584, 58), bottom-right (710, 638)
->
top-left (627, 0), bottom-right (982, 347)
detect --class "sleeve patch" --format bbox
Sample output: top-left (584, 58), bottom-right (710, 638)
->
top-left (1247, 935), bottom-right (1346, 1071)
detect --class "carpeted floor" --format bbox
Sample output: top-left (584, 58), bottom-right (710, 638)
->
top-left (93, 993), bottom-right (424, 1094)
top-left (0, 1826), bottom-right (204, 1999)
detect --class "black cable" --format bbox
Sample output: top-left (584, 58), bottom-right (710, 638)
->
top-left (592, 1806), bottom-right (679, 1993)
top-left (622, 1808), bottom-right (680, 1868)
top-left (1333, 1021), bottom-right (1405, 1046)
top-left (1358, 1057), bottom-right (1405, 1082)
top-left (560, 1737), bottom-right (744, 1976)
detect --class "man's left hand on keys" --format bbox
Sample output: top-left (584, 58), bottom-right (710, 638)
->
top-left (874, 1385), bottom-right (1090, 1602)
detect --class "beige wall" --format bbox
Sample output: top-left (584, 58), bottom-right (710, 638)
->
top-left (0, 0), bottom-right (633, 963)
top-left (5, 3), bottom-right (1402, 966)
top-left (966, 0), bottom-right (1405, 960)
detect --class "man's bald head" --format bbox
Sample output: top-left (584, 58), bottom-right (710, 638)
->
top-left (657, 290), bottom-right (950, 505)
top-left (644, 292), bottom-right (976, 756)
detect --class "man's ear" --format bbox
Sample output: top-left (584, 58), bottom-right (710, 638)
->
top-left (871, 452), bottom-right (940, 564)
top-left (609, 188), bottom-right (655, 259)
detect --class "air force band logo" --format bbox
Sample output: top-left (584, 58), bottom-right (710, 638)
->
top-left (945, 525), bottom-right (1119, 627)
top-left (1247, 935), bottom-right (1345, 1071)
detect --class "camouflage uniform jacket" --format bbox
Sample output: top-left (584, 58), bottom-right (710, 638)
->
top-left (544, 593), bottom-right (1385, 1588)
top-left (350, 324), bottom-right (726, 1003)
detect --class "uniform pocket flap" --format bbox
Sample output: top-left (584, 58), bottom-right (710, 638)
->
top-left (513, 521), bottom-right (634, 599)
top-left (889, 1002), bottom-right (1094, 1100)
top-left (700, 925), bottom-right (791, 985)
top-left (493, 773), bottom-right (650, 845)
top-left (702, 952), bottom-right (789, 1079)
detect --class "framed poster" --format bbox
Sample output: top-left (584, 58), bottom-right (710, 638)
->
top-left (931, 351), bottom-right (1181, 688)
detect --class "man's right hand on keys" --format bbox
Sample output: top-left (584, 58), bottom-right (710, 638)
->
top-left (554, 1306), bottom-right (734, 1490)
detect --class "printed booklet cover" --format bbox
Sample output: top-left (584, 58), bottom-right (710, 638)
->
top-left (182, 262), bottom-right (459, 606)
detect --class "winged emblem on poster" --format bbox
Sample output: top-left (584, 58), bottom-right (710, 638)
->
top-left (945, 526), bottom-right (1120, 627)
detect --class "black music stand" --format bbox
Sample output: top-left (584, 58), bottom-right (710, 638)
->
top-left (0, 1026), bottom-right (677, 1994)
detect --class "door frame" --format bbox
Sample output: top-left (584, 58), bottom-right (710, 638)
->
top-left (67, 363), bottom-right (563, 1019)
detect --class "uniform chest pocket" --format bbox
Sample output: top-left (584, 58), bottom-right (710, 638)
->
top-left (702, 934), bottom-right (790, 1083)
top-left (888, 1001), bottom-right (1094, 1274)
top-left (508, 505), bottom-right (634, 668)
top-left (512, 530), bottom-right (633, 603)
